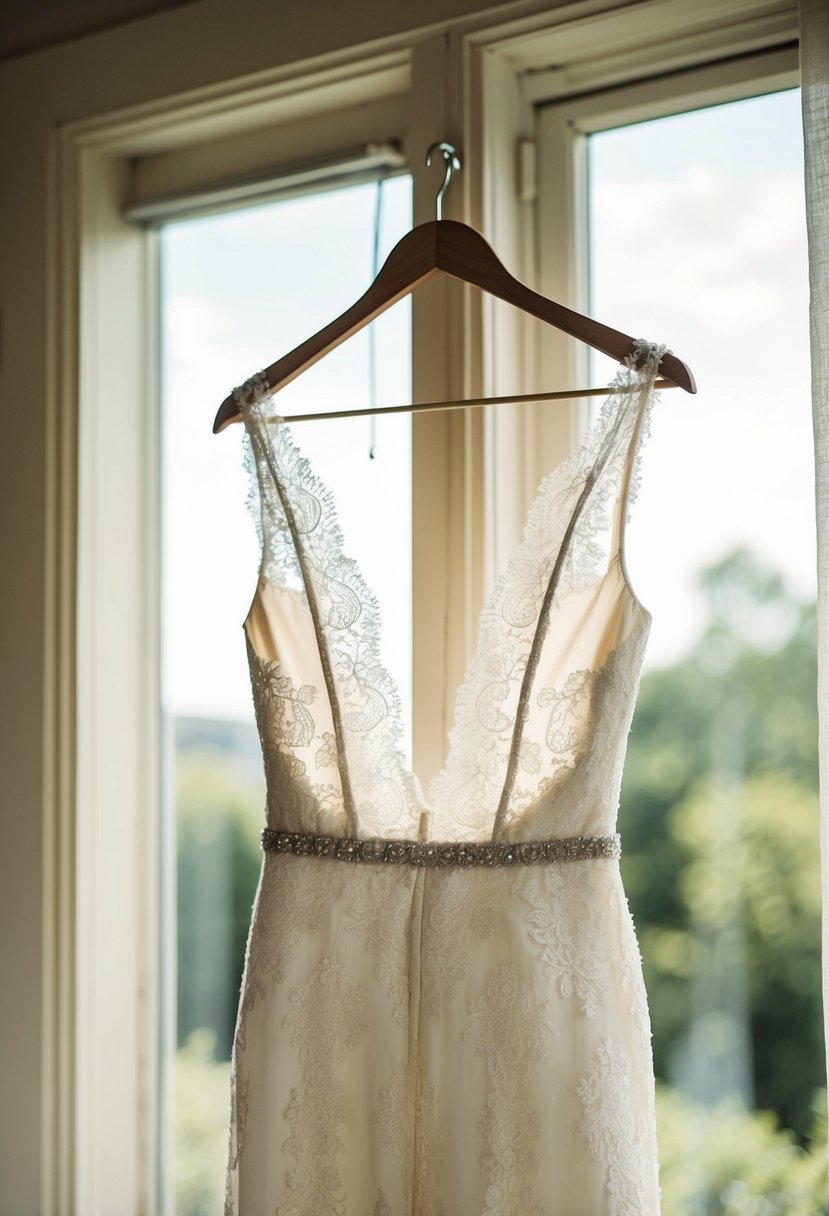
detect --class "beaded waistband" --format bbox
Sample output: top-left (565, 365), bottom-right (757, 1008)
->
top-left (260, 828), bottom-right (620, 867)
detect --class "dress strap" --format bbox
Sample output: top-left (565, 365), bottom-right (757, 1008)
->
top-left (234, 372), bottom-right (361, 836)
top-left (233, 371), bottom-right (422, 841)
top-left (609, 340), bottom-right (665, 566)
top-left (488, 341), bottom-right (664, 841)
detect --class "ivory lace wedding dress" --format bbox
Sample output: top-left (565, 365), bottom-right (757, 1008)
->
top-left (224, 341), bottom-right (665, 1216)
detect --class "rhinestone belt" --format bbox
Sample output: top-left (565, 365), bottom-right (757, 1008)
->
top-left (260, 828), bottom-right (621, 867)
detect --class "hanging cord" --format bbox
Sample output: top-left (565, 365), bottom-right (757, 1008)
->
top-left (368, 178), bottom-right (384, 459)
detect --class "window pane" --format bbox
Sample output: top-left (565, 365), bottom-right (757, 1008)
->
top-left (588, 90), bottom-right (825, 1207)
top-left (159, 175), bottom-right (412, 1215)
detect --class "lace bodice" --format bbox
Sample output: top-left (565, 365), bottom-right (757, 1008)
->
top-left (225, 340), bottom-right (666, 1216)
top-left (237, 341), bottom-right (664, 845)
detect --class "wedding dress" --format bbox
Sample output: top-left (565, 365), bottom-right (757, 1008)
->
top-left (224, 341), bottom-right (665, 1216)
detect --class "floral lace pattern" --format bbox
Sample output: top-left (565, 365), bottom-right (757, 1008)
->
top-left (233, 857), bottom-right (415, 1051)
top-left (517, 629), bottom-right (649, 842)
top-left (233, 856), bottom-right (340, 1049)
top-left (420, 870), bottom-right (508, 1020)
top-left (576, 1039), bottom-right (654, 1216)
top-left (345, 869), bottom-right (413, 1026)
top-left (277, 957), bottom-right (369, 1214)
top-left (463, 965), bottom-right (557, 1214)
top-left (517, 863), bottom-right (611, 1017)
top-left (223, 1068), bottom-right (249, 1216)
top-left (248, 645), bottom-right (345, 836)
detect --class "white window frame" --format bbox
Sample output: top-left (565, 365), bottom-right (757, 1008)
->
top-left (533, 45), bottom-right (799, 259)
top-left (34, 2), bottom-right (800, 1213)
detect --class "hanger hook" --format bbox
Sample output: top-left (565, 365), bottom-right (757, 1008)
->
top-left (425, 141), bottom-right (462, 221)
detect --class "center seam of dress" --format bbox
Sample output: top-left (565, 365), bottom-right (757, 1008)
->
top-left (407, 867), bottom-right (426, 1215)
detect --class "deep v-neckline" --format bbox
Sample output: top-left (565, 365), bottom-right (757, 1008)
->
top-left (240, 348), bottom-right (661, 838)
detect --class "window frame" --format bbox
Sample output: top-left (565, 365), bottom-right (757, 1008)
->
top-left (532, 26), bottom-right (806, 1129)
top-left (40, 3), bottom-right (801, 1212)
top-left (61, 38), bottom-right (514, 1214)
top-left (531, 40), bottom-right (801, 568)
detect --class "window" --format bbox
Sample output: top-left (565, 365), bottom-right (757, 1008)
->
top-left (538, 79), bottom-right (823, 1205)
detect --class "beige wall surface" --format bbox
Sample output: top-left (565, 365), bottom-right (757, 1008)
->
top-left (0, 0), bottom-right (200, 62)
top-left (0, 0), bottom-right (570, 1209)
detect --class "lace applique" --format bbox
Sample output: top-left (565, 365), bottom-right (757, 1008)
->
top-left (278, 957), bottom-right (369, 1214)
top-left (430, 343), bottom-right (664, 837)
top-left (515, 630), bottom-right (649, 841)
top-left (538, 668), bottom-right (599, 754)
top-left (240, 388), bottom-right (422, 839)
top-left (517, 864), bottom-right (612, 1017)
top-left (239, 375), bottom-right (301, 595)
top-left (502, 663), bottom-right (604, 831)
top-left (616, 889), bottom-right (654, 1055)
top-left (234, 857), bottom-right (343, 1049)
top-left (237, 348), bottom-right (661, 842)
top-left (420, 871), bottom-right (507, 1020)
top-left (374, 1064), bottom-right (413, 1159)
top-left (463, 965), bottom-right (557, 1214)
top-left (252, 654), bottom-right (316, 746)
top-left (346, 871), bottom-right (413, 1026)
top-left (373, 1064), bottom-right (414, 1210)
top-left (315, 731), bottom-right (338, 769)
top-left (248, 646), bottom-right (345, 836)
top-left (224, 1068), bottom-right (250, 1215)
top-left (355, 1056), bottom-right (450, 1214)
top-left (576, 1039), bottom-right (653, 1216)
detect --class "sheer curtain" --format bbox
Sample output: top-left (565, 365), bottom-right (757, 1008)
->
top-left (802, 0), bottom-right (829, 1104)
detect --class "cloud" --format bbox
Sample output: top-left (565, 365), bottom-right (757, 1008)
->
top-left (592, 165), bottom-right (807, 332)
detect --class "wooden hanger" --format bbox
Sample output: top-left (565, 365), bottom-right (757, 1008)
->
top-left (213, 144), bottom-right (695, 434)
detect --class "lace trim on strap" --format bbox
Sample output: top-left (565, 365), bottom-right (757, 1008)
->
top-left (260, 827), bottom-right (621, 866)
top-left (429, 340), bottom-right (665, 837)
top-left (236, 374), bottom-right (363, 832)
top-left (235, 374), bottom-right (298, 592)
top-left (234, 372), bottom-right (421, 839)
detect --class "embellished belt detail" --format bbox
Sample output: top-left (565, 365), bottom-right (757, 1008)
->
top-left (260, 828), bottom-right (621, 867)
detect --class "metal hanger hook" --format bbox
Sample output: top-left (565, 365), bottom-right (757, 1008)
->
top-left (425, 141), bottom-right (462, 221)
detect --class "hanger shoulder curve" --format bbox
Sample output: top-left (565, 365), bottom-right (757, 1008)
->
top-left (213, 222), bottom-right (446, 432)
top-left (431, 221), bottom-right (695, 394)
top-left (213, 219), bottom-right (695, 432)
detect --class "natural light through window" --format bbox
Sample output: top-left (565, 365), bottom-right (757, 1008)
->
top-left (160, 175), bottom-right (412, 1214)
top-left (586, 88), bottom-right (824, 1209)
